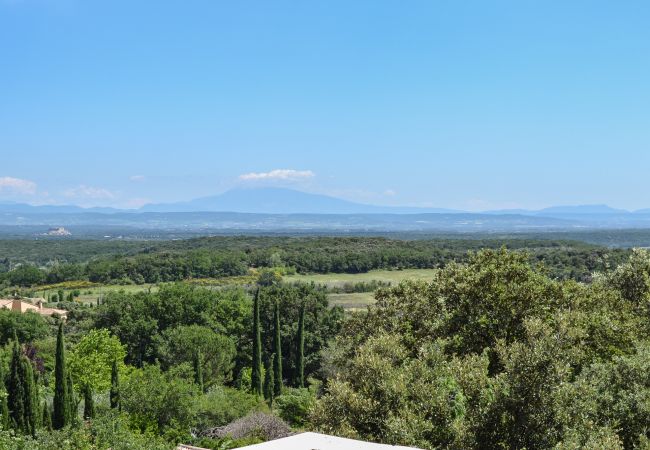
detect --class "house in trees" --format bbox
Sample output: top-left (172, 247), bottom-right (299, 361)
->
top-left (0, 297), bottom-right (68, 320)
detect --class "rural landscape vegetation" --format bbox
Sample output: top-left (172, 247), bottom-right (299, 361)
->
top-left (3, 0), bottom-right (650, 449)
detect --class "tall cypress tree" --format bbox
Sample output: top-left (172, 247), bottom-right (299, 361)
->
top-left (21, 357), bottom-right (37, 436)
top-left (110, 359), bottom-right (120, 410)
top-left (66, 372), bottom-right (76, 426)
top-left (273, 300), bottom-right (283, 396)
top-left (251, 289), bottom-right (263, 396)
top-left (263, 353), bottom-right (275, 407)
top-left (7, 339), bottom-right (25, 433)
top-left (42, 402), bottom-right (52, 431)
top-left (193, 350), bottom-right (204, 393)
top-left (83, 384), bottom-right (95, 420)
top-left (53, 323), bottom-right (68, 429)
top-left (296, 301), bottom-right (305, 388)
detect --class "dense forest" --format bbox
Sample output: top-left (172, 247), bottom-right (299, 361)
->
top-left (1, 238), bottom-right (650, 448)
top-left (0, 236), bottom-right (632, 288)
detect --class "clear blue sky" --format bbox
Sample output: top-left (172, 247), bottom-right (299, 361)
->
top-left (1, 0), bottom-right (650, 210)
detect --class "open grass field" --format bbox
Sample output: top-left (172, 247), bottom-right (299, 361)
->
top-left (31, 268), bottom-right (438, 310)
top-left (286, 268), bottom-right (438, 310)
top-left (284, 268), bottom-right (438, 287)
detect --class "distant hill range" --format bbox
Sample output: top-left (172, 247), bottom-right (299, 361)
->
top-left (140, 188), bottom-right (460, 214)
top-left (2, 188), bottom-right (650, 233)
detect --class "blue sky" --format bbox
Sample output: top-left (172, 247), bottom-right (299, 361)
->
top-left (1, 0), bottom-right (650, 210)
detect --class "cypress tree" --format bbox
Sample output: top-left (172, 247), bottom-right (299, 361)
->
top-left (251, 289), bottom-right (263, 396)
top-left (110, 359), bottom-right (120, 410)
top-left (42, 402), bottom-right (52, 431)
top-left (83, 384), bottom-right (95, 420)
top-left (296, 301), bottom-right (305, 388)
top-left (53, 323), bottom-right (68, 429)
top-left (66, 372), bottom-right (76, 426)
top-left (21, 357), bottom-right (37, 436)
top-left (7, 339), bottom-right (26, 433)
top-left (263, 353), bottom-right (275, 407)
top-left (57, 290), bottom-right (64, 304)
top-left (272, 300), bottom-right (283, 396)
top-left (193, 350), bottom-right (204, 393)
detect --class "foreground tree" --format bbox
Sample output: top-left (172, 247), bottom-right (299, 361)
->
top-left (110, 359), bottom-right (120, 410)
top-left (193, 349), bottom-right (204, 393)
top-left (7, 339), bottom-right (26, 433)
top-left (273, 300), bottom-right (283, 396)
top-left (263, 353), bottom-right (275, 407)
top-left (296, 301), bottom-right (305, 388)
top-left (251, 289), bottom-right (263, 396)
top-left (53, 323), bottom-right (69, 429)
top-left (83, 384), bottom-right (95, 420)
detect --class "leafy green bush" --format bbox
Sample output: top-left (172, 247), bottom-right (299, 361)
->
top-left (274, 387), bottom-right (315, 427)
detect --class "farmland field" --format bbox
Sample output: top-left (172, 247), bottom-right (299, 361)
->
top-left (284, 268), bottom-right (438, 287)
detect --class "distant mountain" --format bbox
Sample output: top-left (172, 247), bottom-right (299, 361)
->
top-left (140, 188), bottom-right (460, 214)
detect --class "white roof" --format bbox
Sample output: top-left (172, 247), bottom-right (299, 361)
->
top-left (236, 432), bottom-right (421, 450)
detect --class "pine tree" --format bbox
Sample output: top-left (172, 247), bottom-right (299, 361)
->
top-left (66, 372), bottom-right (76, 426)
top-left (110, 359), bottom-right (120, 410)
top-left (193, 350), bottom-right (204, 393)
top-left (42, 402), bottom-right (52, 431)
top-left (273, 300), bottom-right (283, 396)
top-left (7, 339), bottom-right (26, 433)
top-left (83, 384), bottom-right (95, 420)
top-left (296, 301), bottom-right (305, 388)
top-left (251, 289), bottom-right (263, 396)
top-left (263, 353), bottom-right (275, 407)
top-left (53, 323), bottom-right (68, 429)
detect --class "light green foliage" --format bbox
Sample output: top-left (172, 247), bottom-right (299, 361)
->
top-left (275, 387), bottom-right (315, 427)
top-left (120, 364), bottom-right (199, 436)
top-left (0, 410), bottom-right (174, 449)
top-left (192, 385), bottom-right (266, 431)
top-left (68, 329), bottom-right (126, 393)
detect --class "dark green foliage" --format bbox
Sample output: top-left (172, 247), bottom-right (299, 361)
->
top-left (272, 300), bottom-right (283, 396)
top-left (159, 325), bottom-right (235, 386)
top-left (22, 357), bottom-right (37, 436)
top-left (52, 323), bottom-right (68, 430)
top-left (110, 359), bottom-right (120, 410)
top-left (296, 302), bottom-right (305, 388)
top-left (7, 340), bottom-right (26, 433)
top-left (6, 338), bottom-right (37, 436)
top-left (259, 284), bottom-right (343, 385)
top-left (193, 350), bottom-right (204, 393)
top-left (0, 310), bottom-right (49, 346)
top-left (66, 371), bottom-right (76, 426)
top-left (263, 353), bottom-right (275, 407)
top-left (251, 290), bottom-right (263, 396)
top-left (83, 384), bottom-right (94, 420)
top-left (42, 402), bottom-right (52, 431)
top-left (0, 235), bottom-right (633, 286)
top-left (6, 265), bottom-right (45, 287)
